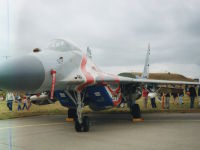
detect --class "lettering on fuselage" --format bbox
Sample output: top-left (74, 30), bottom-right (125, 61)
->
top-left (74, 75), bottom-right (82, 80)
top-left (94, 92), bottom-right (101, 96)
top-left (59, 92), bottom-right (66, 98)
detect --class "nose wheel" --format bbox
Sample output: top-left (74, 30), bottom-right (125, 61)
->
top-left (75, 116), bottom-right (90, 132)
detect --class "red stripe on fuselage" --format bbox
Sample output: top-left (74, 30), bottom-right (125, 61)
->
top-left (107, 85), bottom-right (120, 94)
top-left (104, 74), bottom-right (122, 106)
top-left (77, 55), bottom-right (94, 91)
top-left (112, 94), bottom-right (122, 106)
top-left (96, 72), bottom-right (122, 106)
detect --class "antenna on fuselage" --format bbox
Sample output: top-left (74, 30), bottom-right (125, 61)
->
top-left (141, 43), bottom-right (150, 79)
top-left (86, 46), bottom-right (92, 59)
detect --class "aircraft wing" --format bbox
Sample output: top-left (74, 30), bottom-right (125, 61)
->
top-left (131, 78), bottom-right (199, 85)
top-left (96, 75), bottom-right (199, 85)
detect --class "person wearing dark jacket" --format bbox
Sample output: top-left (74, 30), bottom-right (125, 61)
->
top-left (189, 86), bottom-right (197, 108)
top-left (172, 92), bottom-right (178, 105)
top-left (198, 86), bottom-right (200, 107)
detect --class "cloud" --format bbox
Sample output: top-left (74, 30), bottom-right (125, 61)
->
top-left (0, 0), bottom-right (200, 77)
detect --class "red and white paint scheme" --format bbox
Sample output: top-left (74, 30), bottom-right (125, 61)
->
top-left (76, 53), bottom-right (123, 106)
top-left (50, 69), bottom-right (56, 99)
top-left (0, 39), bottom-right (198, 132)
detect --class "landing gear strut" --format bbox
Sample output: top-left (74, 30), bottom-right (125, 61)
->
top-left (74, 92), bottom-right (90, 132)
top-left (130, 102), bottom-right (144, 122)
top-left (130, 103), bottom-right (141, 118)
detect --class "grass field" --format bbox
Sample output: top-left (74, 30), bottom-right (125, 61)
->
top-left (0, 95), bottom-right (200, 120)
top-left (0, 101), bottom-right (67, 120)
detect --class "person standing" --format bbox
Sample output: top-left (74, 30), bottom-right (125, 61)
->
top-left (171, 91), bottom-right (178, 105)
top-left (27, 97), bottom-right (32, 110)
top-left (198, 86), bottom-right (200, 107)
top-left (161, 92), bottom-right (165, 109)
top-left (22, 96), bottom-right (28, 110)
top-left (149, 89), bottom-right (157, 108)
top-left (150, 95), bottom-right (156, 108)
top-left (6, 92), bottom-right (15, 111)
top-left (178, 89), bottom-right (184, 107)
top-left (189, 86), bottom-right (197, 109)
top-left (16, 94), bottom-right (22, 111)
top-left (142, 87), bottom-right (149, 109)
top-left (165, 92), bottom-right (170, 109)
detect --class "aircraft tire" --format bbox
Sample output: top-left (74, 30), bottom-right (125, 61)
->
top-left (75, 119), bottom-right (82, 132)
top-left (131, 104), bottom-right (141, 118)
top-left (83, 116), bottom-right (90, 132)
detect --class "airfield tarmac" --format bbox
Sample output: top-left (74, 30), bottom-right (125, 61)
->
top-left (0, 113), bottom-right (200, 150)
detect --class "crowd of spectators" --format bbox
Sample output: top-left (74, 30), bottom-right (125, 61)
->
top-left (142, 85), bottom-right (200, 109)
top-left (2, 92), bottom-right (32, 111)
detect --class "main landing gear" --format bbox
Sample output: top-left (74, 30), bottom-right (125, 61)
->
top-left (130, 103), bottom-right (141, 118)
top-left (130, 102), bottom-right (143, 122)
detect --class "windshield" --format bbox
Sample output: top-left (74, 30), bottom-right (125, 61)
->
top-left (48, 39), bottom-right (81, 52)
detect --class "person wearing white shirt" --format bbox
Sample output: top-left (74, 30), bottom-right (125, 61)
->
top-left (148, 90), bottom-right (157, 108)
top-left (6, 92), bottom-right (15, 111)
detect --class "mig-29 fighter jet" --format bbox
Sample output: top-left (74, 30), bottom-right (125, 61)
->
top-left (0, 39), bottom-right (198, 132)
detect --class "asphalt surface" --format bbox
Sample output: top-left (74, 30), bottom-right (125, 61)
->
top-left (0, 113), bottom-right (200, 150)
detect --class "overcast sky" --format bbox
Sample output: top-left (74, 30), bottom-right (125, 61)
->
top-left (0, 0), bottom-right (200, 78)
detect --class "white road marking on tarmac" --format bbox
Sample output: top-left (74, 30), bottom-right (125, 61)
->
top-left (0, 122), bottom-right (64, 130)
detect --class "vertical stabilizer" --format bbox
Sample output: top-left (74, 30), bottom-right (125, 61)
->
top-left (141, 43), bottom-right (150, 79)
top-left (86, 46), bottom-right (92, 59)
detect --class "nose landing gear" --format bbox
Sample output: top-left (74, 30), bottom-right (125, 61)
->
top-left (74, 91), bottom-right (90, 132)
top-left (75, 116), bottom-right (90, 132)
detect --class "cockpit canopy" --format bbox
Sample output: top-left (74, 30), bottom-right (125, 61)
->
top-left (48, 39), bottom-right (81, 52)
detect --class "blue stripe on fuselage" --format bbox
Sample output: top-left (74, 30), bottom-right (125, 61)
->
top-left (86, 85), bottom-right (114, 109)
top-left (54, 90), bottom-right (76, 108)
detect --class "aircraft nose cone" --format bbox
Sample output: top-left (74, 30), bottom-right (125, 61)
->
top-left (0, 55), bottom-right (45, 91)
